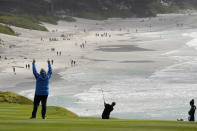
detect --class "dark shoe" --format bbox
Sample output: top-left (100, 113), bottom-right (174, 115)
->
top-left (30, 117), bottom-right (36, 119)
top-left (42, 116), bottom-right (46, 119)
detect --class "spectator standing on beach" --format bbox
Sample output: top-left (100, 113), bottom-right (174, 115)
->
top-left (13, 67), bottom-right (16, 75)
top-left (30, 59), bottom-right (52, 119)
top-left (71, 60), bottom-right (74, 66)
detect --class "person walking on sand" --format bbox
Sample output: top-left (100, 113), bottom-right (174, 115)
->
top-left (30, 59), bottom-right (52, 119)
top-left (13, 67), bottom-right (16, 75)
top-left (102, 102), bottom-right (116, 119)
top-left (188, 99), bottom-right (196, 121)
top-left (71, 60), bottom-right (74, 66)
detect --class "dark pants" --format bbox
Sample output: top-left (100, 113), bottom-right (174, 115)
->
top-left (189, 116), bottom-right (195, 121)
top-left (32, 95), bottom-right (48, 118)
top-left (102, 114), bottom-right (110, 119)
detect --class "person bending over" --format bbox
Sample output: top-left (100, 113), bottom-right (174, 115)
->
top-left (102, 102), bottom-right (116, 119)
top-left (30, 59), bottom-right (52, 119)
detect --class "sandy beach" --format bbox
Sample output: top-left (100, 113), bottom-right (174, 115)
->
top-left (1, 12), bottom-right (197, 120)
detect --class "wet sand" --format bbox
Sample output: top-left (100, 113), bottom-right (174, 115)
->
top-left (96, 45), bottom-right (153, 52)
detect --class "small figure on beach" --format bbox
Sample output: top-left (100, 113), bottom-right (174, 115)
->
top-left (51, 60), bottom-right (54, 65)
top-left (13, 67), bottom-right (16, 75)
top-left (30, 59), bottom-right (52, 119)
top-left (57, 51), bottom-right (59, 56)
top-left (102, 102), bottom-right (116, 119)
top-left (28, 64), bottom-right (30, 69)
top-left (80, 43), bottom-right (85, 48)
top-left (71, 60), bottom-right (77, 67)
top-left (26, 64), bottom-right (28, 69)
top-left (71, 60), bottom-right (74, 66)
top-left (188, 99), bottom-right (196, 121)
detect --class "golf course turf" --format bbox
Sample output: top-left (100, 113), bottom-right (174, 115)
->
top-left (0, 92), bottom-right (197, 131)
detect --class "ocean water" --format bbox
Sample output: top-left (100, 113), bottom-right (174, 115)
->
top-left (23, 29), bottom-right (197, 120)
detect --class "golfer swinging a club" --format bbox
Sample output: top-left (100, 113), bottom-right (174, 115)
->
top-left (30, 58), bottom-right (52, 119)
top-left (101, 88), bottom-right (116, 119)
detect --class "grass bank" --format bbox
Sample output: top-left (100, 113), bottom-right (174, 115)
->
top-left (0, 13), bottom-right (76, 32)
top-left (0, 24), bottom-right (15, 35)
top-left (0, 14), bottom-right (49, 31)
top-left (62, 16), bottom-right (77, 22)
top-left (0, 91), bottom-right (196, 131)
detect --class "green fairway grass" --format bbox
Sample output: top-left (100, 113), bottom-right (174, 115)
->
top-left (0, 92), bottom-right (197, 131)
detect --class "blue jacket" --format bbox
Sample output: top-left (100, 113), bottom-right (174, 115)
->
top-left (32, 62), bottom-right (52, 95)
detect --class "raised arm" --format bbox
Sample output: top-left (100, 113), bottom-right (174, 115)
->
top-left (32, 59), bottom-right (39, 79)
top-left (47, 59), bottom-right (52, 78)
top-left (104, 101), bottom-right (106, 107)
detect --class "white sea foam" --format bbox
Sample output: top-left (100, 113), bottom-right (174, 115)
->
top-left (70, 77), bottom-right (194, 119)
top-left (183, 32), bottom-right (197, 50)
top-left (162, 50), bottom-right (179, 56)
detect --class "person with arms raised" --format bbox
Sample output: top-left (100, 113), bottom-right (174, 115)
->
top-left (30, 59), bottom-right (52, 119)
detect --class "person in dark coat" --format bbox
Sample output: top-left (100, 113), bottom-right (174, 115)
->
top-left (102, 102), bottom-right (116, 119)
top-left (30, 59), bottom-right (52, 119)
top-left (188, 99), bottom-right (196, 121)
